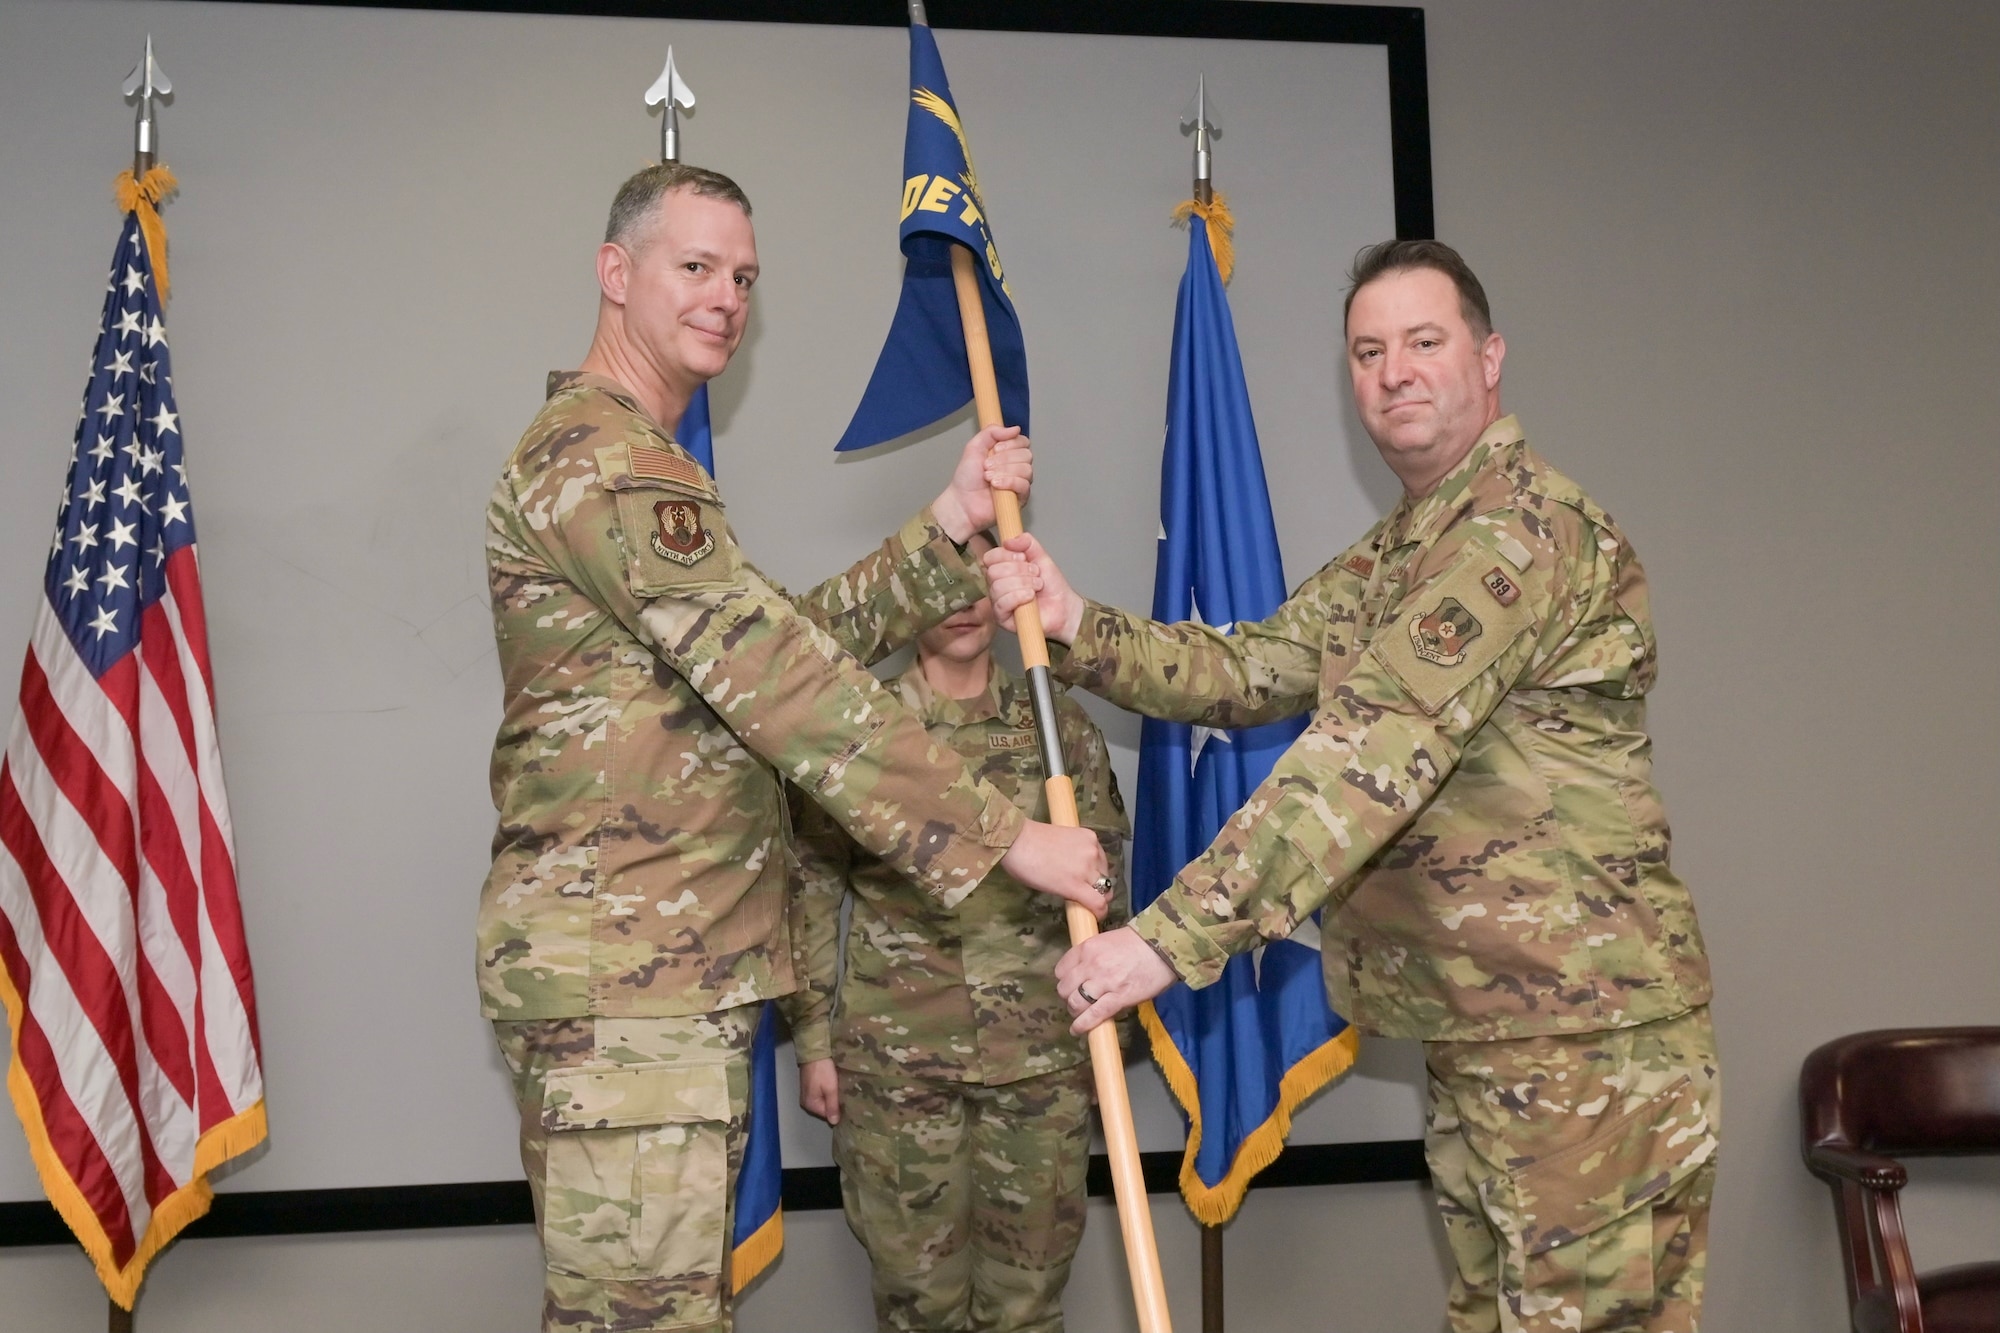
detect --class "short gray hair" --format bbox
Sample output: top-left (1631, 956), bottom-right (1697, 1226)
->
top-left (604, 163), bottom-right (752, 252)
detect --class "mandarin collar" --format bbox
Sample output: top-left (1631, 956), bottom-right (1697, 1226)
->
top-left (545, 370), bottom-right (659, 427)
top-left (1382, 414), bottom-right (1527, 549)
top-left (895, 659), bottom-right (1004, 726)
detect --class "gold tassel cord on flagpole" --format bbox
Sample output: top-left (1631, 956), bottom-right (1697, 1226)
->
top-left (114, 165), bottom-right (178, 302)
top-left (1171, 191), bottom-right (1235, 286)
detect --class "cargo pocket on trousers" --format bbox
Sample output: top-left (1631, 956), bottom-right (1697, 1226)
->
top-left (540, 1061), bottom-right (733, 1293)
top-left (834, 1117), bottom-right (911, 1264)
top-left (1501, 1073), bottom-right (1717, 1328)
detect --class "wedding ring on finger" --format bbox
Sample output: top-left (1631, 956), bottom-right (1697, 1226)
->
top-left (1093, 875), bottom-right (1115, 896)
top-left (1077, 985), bottom-right (1098, 1005)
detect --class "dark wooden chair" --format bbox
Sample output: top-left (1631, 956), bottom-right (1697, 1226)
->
top-left (1801, 1027), bottom-right (2000, 1333)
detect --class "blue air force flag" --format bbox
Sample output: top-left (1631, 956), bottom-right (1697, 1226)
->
top-left (1133, 211), bottom-right (1356, 1225)
top-left (676, 384), bottom-right (714, 476)
top-left (834, 22), bottom-right (1028, 452)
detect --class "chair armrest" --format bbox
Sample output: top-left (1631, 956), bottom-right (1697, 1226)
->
top-left (1806, 1144), bottom-right (1907, 1190)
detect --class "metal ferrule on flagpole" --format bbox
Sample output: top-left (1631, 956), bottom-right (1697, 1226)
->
top-left (1190, 75), bottom-right (1214, 207)
top-left (947, 245), bottom-right (1175, 1333)
top-left (645, 47), bottom-right (695, 167)
top-left (124, 35), bottom-right (169, 181)
top-left (1024, 665), bottom-right (1067, 786)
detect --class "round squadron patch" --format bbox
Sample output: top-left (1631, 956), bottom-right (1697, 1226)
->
top-left (652, 499), bottom-right (715, 565)
top-left (1409, 596), bottom-right (1482, 666)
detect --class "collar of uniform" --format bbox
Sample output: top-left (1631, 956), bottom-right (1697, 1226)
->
top-left (545, 370), bottom-right (660, 429)
top-left (1389, 414), bottom-right (1529, 550)
top-left (894, 659), bottom-right (1005, 726)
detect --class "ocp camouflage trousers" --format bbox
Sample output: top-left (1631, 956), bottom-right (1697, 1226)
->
top-left (493, 1008), bottom-right (758, 1333)
top-left (833, 1064), bottom-right (1095, 1332)
top-left (1425, 1005), bottom-right (1720, 1333)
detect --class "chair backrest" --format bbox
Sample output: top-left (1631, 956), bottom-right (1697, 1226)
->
top-left (1801, 1027), bottom-right (2000, 1158)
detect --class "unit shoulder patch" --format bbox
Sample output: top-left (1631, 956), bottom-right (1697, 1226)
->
top-left (1368, 548), bottom-right (1538, 716)
top-left (651, 498), bottom-right (715, 566)
top-left (1408, 596), bottom-right (1483, 666)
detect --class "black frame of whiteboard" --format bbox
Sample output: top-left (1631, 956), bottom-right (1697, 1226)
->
top-left (178, 0), bottom-right (1434, 237)
top-left (0, 0), bottom-right (1432, 1248)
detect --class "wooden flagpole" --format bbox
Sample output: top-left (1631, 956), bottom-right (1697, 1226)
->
top-left (949, 245), bottom-right (1173, 1333)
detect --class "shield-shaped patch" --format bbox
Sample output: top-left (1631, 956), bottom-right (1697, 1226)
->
top-left (652, 499), bottom-right (716, 565)
top-left (1409, 596), bottom-right (1483, 666)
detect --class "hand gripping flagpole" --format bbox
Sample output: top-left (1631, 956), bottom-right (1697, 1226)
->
top-left (950, 249), bottom-right (1177, 1333)
top-left (913, 11), bottom-right (1171, 1327)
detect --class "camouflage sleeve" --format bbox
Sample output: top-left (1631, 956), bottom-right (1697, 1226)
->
top-left (1052, 567), bottom-right (1337, 729)
top-left (777, 786), bottom-right (850, 1064)
top-left (533, 442), bottom-right (1024, 906)
top-left (787, 507), bottom-right (987, 667)
top-left (1059, 694), bottom-right (1131, 931)
top-left (1129, 510), bottom-right (1577, 986)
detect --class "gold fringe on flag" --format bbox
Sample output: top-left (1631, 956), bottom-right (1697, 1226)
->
top-left (0, 919), bottom-right (268, 1308)
top-left (729, 1206), bottom-right (785, 1293)
top-left (1172, 190), bottom-right (1236, 285)
top-left (114, 164), bottom-right (179, 302)
top-left (1138, 997), bottom-right (1360, 1227)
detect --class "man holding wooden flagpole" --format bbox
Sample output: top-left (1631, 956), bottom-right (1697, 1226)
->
top-left (987, 241), bottom-right (1719, 1333)
top-left (479, 153), bottom-right (1110, 1332)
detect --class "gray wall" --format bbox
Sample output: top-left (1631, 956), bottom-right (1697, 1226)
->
top-left (0, 0), bottom-right (1414, 1211)
top-left (3, 0), bottom-right (1999, 1330)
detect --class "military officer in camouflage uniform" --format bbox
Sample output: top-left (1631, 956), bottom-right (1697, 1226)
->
top-left (987, 240), bottom-right (1718, 1333)
top-left (482, 163), bottom-right (1110, 1333)
top-left (779, 557), bottom-right (1129, 1333)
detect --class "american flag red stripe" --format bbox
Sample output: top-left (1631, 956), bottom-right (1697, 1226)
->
top-left (0, 204), bottom-right (265, 1308)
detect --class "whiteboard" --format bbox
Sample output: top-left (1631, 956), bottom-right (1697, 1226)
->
top-left (0, 0), bottom-right (1420, 1198)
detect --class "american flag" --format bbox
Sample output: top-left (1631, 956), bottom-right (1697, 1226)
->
top-left (0, 208), bottom-right (265, 1307)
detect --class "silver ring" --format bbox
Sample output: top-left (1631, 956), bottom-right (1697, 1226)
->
top-left (1093, 875), bottom-right (1115, 895)
top-left (1077, 985), bottom-right (1098, 1005)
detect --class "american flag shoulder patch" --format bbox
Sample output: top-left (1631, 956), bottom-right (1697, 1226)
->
top-left (629, 443), bottom-right (711, 493)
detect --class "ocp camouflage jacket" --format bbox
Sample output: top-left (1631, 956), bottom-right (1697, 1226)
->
top-left (779, 663), bottom-right (1128, 1083)
top-left (479, 373), bottom-right (1025, 1020)
top-left (1058, 417), bottom-right (1711, 1042)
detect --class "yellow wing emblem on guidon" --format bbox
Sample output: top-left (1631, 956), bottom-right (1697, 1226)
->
top-left (913, 86), bottom-right (985, 212)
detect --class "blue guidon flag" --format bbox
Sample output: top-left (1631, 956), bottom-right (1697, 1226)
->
top-left (834, 21), bottom-right (1028, 452)
top-left (672, 381), bottom-right (786, 1294)
top-left (728, 1005), bottom-right (783, 1289)
top-left (1134, 207), bottom-right (1357, 1226)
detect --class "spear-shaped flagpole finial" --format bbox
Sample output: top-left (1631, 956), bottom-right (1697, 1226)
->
top-left (644, 46), bottom-right (697, 165)
top-left (1179, 74), bottom-right (1221, 205)
top-left (122, 35), bottom-right (172, 178)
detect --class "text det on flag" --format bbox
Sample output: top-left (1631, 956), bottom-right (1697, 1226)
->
top-left (0, 167), bottom-right (266, 1309)
top-left (834, 21), bottom-right (1028, 452)
top-left (1133, 198), bottom-right (1357, 1225)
